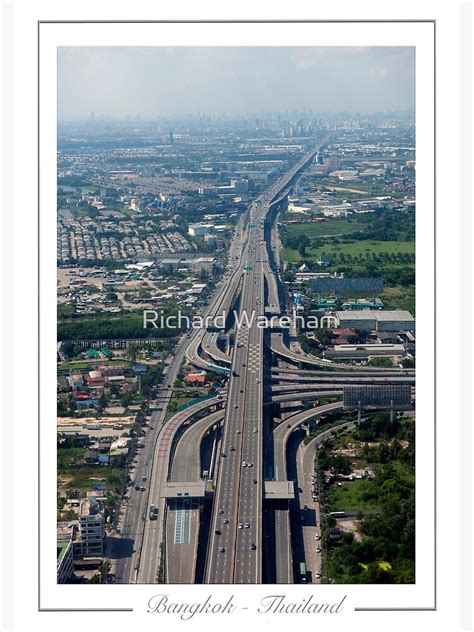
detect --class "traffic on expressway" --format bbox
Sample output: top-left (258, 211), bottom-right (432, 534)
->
top-left (108, 139), bottom-right (415, 585)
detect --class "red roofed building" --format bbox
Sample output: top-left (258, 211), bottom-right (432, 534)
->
top-left (332, 328), bottom-right (356, 338)
top-left (184, 372), bottom-right (207, 385)
top-left (85, 370), bottom-right (105, 385)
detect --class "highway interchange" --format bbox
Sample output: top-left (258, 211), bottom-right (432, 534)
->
top-left (110, 139), bottom-right (415, 585)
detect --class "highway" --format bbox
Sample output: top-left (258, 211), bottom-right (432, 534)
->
top-left (294, 421), bottom-right (355, 583)
top-left (205, 217), bottom-right (265, 583)
top-left (112, 135), bottom-right (416, 585)
top-left (205, 141), bottom-right (329, 583)
top-left (136, 393), bottom-right (225, 583)
top-left (266, 401), bottom-right (344, 483)
top-left (269, 331), bottom-right (416, 372)
top-left (165, 410), bottom-right (224, 584)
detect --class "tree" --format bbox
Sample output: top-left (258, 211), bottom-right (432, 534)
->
top-left (61, 342), bottom-right (78, 359)
top-left (126, 344), bottom-right (139, 363)
top-left (367, 357), bottom-right (393, 368)
top-left (297, 235), bottom-right (310, 257)
top-left (98, 561), bottom-right (111, 583)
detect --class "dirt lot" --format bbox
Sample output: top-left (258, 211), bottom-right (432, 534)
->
top-left (337, 517), bottom-right (363, 542)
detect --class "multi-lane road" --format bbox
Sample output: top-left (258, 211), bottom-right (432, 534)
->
top-left (110, 137), bottom-right (415, 585)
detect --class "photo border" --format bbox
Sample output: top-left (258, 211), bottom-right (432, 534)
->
top-left (39, 19), bottom-right (436, 613)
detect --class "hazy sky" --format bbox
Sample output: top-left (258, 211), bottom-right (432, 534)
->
top-left (58, 47), bottom-right (415, 120)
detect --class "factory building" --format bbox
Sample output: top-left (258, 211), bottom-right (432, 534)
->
top-left (335, 310), bottom-right (415, 332)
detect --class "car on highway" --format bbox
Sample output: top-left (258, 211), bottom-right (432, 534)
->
top-left (134, 485), bottom-right (140, 491)
top-left (244, 523), bottom-right (250, 529)
top-left (215, 529), bottom-right (221, 535)
top-left (247, 462), bottom-right (253, 467)
top-left (238, 523), bottom-right (243, 529)
top-left (219, 547), bottom-right (225, 553)
top-left (242, 461), bottom-right (247, 467)
top-left (230, 446), bottom-right (235, 451)
top-left (253, 427), bottom-right (258, 433)
top-left (315, 573), bottom-right (321, 579)
top-left (142, 476), bottom-right (147, 481)
top-left (223, 518), bottom-right (229, 524)
top-left (218, 508), bottom-right (224, 514)
top-left (140, 486), bottom-right (145, 491)
top-left (234, 404), bottom-right (239, 409)
top-left (250, 543), bottom-right (257, 550)
top-left (316, 546), bottom-right (321, 553)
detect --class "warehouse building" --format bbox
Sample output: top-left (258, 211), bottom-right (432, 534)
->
top-left (336, 310), bottom-right (415, 332)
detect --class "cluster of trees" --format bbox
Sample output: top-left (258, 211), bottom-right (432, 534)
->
top-left (298, 335), bottom-right (323, 357)
top-left (317, 448), bottom-right (353, 476)
top-left (58, 310), bottom-right (187, 340)
top-left (282, 233), bottom-right (311, 256)
top-left (322, 415), bottom-right (415, 583)
top-left (342, 210), bottom-right (415, 242)
top-left (333, 251), bottom-right (415, 265)
top-left (139, 364), bottom-right (164, 398)
top-left (367, 357), bottom-right (393, 368)
top-left (334, 263), bottom-right (415, 287)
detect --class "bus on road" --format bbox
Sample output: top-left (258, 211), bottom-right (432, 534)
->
top-left (299, 562), bottom-right (307, 583)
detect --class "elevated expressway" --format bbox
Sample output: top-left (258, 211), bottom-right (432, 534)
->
top-left (271, 366), bottom-right (415, 378)
top-left (204, 141), bottom-right (330, 584)
top-left (205, 217), bottom-right (266, 583)
top-left (263, 398), bottom-right (344, 584)
top-left (165, 409), bottom-right (224, 583)
top-left (269, 331), bottom-right (416, 373)
top-left (270, 375), bottom-right (415, 393)
top-left (185, 216), bottom-right (248, 373)
top-left (136, 394), bottom-right (225, 583)
top-left (160, 136), bottom-right (417, 585)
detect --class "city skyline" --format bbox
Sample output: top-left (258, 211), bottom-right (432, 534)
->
top-left (58, 46), bottom-right (415, 120)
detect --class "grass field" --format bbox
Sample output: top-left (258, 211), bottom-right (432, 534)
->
top-left (57, 465), bottom-right (125, 492)
top-left (280, 217), bottom-right (369, 238)
top-left (327, 478), bottom-right (380, 513)
top-left (283, 239), bottom-right (414, 263)
top-left (380, 286), bottom-right (416, 314)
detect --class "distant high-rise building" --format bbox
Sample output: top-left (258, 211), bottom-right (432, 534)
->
top-left (169, 130), bottom-right (174, 145)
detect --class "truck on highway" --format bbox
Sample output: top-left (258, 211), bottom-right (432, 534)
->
top-left (149, 504), bottom-right (158, 520)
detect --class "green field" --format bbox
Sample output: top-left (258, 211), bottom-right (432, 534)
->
top-left (57, 465), bottom-right (125, 493)
top-left (283, 239), bottom-right (414, 263)
top-left (328, 478), bottom-right (380, 513)
top-left (280, 217), bottom-right (369, 238)
top-left (380, 285), bottom-right (416, 314)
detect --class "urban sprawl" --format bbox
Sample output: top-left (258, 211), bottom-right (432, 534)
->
top-left (57, 111), bottom-right (415, 585)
